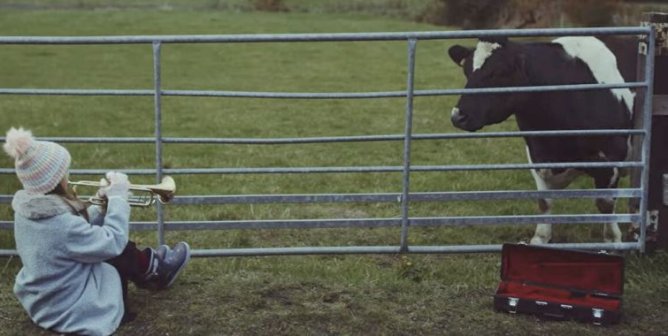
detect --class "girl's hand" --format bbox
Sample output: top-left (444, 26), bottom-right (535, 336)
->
top-left (99, 171), bottom-right (130, 200)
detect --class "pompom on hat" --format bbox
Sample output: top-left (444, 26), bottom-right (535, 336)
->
top-left (3, 127), bottom-right (71, 194)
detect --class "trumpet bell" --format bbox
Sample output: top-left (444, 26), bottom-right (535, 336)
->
top-left (153, 176), bottom-right (176, 204)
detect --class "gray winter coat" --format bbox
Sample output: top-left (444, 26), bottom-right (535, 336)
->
top-left (12, 190), bottom-right (131, 336)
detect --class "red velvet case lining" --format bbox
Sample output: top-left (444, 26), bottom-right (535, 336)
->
top-left (497, 244), bottom-right (624, 310)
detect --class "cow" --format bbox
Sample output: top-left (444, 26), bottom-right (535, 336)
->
top-left (447, 35), bottom-right (638, 244)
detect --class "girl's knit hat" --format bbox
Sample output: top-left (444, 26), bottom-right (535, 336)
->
top-left (3, 127), bottom-right (71, 194)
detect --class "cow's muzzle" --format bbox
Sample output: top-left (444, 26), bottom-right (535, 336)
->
top-left (451, 107), bottom-right (468, 127)
top-left (450, 107), bottom-right (481, 132)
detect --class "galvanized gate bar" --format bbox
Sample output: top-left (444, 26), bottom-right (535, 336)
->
top-left (184, 241), bottom-right (641, 258)
top-left (0, 88), bottom-right (155, 96)
top-left (0, 188), bottom-right (642, 208)
top-left (0, 243), bottom-right (649, 257)
top-left (0, 212), bottom-right (640, 231)
top-left (164, 82), bottom-right (645, 97)
top-left (163, 213), bottom-right (635, 229)
top-left (0, 82), bottom-right (647, 98)
top-left (0, 26), bottom-right (649, 45)
top-left (0, 160), bottom-right (647, 176)
top-left (165, 188), bottom-right (643, 205)
top-left (0, 129), bottom-right (646, 145)
top-left (159, 129), bottom-right (644, 143)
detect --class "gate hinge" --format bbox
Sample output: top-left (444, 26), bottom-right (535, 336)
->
top-left (645, 210), bottom-right (659, 253)
top-left (649, 210), bottom-right (659, 233)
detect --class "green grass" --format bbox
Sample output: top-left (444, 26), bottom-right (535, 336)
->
top-left (0, 6), bottom-right (666, 336)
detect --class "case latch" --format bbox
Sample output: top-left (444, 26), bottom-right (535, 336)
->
top-left (592, 308), bottom-right (604, 325)
top-left (508, 297), bottom-right (519, 313)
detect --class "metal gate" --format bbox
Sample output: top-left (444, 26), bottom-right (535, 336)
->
top-left (0, 26), bottom-right (656, 257)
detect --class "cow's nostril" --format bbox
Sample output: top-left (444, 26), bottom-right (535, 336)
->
top-left (451, 109), bottom-right (468, 125)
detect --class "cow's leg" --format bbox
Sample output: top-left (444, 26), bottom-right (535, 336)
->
top-left (597, 198), bottom-right (622, 243)
top-left (526, 147), bottom-right (581, 244)
top-left (592, 167), bottom-right (623, 243)
top-left (528, 168), bottom-right (581, 244)
top-left (529, 167), bottom-right (555, 244)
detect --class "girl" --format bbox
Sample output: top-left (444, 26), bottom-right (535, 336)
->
top-left (3, 127), bottom-right (191, 336)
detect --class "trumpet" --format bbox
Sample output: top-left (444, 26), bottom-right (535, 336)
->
top-left (68, 176), bottom-right (176, 207)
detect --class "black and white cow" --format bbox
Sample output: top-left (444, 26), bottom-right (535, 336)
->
top-left (447, 36), bottom-right (637, 244)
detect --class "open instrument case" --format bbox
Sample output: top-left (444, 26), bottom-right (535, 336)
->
top-left (494, 243), bottom-right (624, 325)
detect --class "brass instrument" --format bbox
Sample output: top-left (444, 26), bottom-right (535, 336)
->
top-left (68, 176), bottom-right (176, 207)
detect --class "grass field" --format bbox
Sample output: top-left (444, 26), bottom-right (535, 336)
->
top-left (1, 4), bottom-right (668, 336)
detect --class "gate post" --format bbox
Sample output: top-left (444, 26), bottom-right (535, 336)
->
top-left (632, 12), bottom-right (668, 251)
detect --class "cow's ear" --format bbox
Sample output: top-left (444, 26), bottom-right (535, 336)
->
top-left (448, 45), bottom-right (473, 67)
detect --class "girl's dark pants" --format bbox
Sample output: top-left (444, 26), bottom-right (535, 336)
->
top-left (105, 241), bottom-right (151, 324)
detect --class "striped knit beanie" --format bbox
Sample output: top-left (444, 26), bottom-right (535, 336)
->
top-left (3, 127), bottom-right (71, 194)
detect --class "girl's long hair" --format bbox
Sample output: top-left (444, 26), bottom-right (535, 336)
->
top-left (47, 181), bottom-right (90, 222)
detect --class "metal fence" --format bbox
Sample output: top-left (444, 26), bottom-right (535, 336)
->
top-left (0, 26), bottom-right (656, 257)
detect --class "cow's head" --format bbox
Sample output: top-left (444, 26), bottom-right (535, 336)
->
top-left (448, 37), bottom-right (530, 132)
